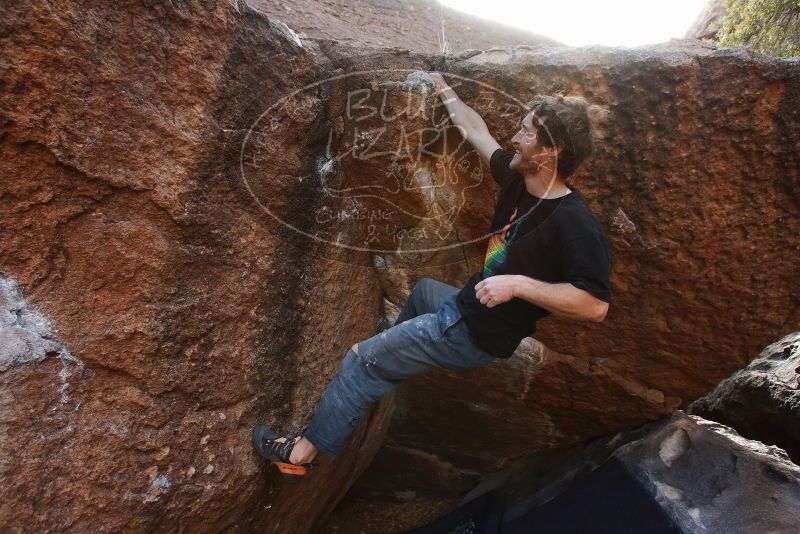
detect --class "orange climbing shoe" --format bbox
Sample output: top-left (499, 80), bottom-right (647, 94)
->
top-left (251, 424), bottom-right (317, 482)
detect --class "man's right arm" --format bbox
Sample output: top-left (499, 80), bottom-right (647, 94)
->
top-left (430, 72), bottom-right (501, 164)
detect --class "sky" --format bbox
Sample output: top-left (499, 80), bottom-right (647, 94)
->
top-left (438, 0), bottom-right (710, 47)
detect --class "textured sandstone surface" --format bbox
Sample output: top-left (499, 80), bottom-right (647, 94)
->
top-left (1, 2), bottom-right (389, 532)
top-left (687, 331), bottom-right (800, 464)
top-left (329, 41), bottom-right (800, 529)
top-left (1, 1), bottom-right (799, 532)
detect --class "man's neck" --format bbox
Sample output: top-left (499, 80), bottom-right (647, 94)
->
top-left (522, 169), bottom-right (572, 199)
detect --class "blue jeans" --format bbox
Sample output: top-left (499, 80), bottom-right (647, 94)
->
top-left (303, 278), bottom-right (495, 457)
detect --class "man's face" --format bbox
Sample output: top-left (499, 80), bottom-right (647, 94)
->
top-left (510, 111), bottom-right (550, 173)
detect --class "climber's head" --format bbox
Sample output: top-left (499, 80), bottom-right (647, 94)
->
top-left (510, 94), bottom-right (596, 180)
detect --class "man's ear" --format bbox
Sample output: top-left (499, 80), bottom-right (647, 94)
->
top-left (547, 140), bottom-right (565, 157)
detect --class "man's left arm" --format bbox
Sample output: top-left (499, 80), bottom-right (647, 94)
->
top-left (475, 276), bottom-right (608, 322)
top-left (474, 233), bottom-right (612, 322)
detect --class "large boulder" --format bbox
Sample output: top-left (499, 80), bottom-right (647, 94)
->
top-left (0, 2), bottom-right (389, 532)
top-left (687, 331), bottom-right (800, 464)
top-left (250, 0), bottom-right (559, 53)
top-left (1, 1), bottom-right (799, 532)
top-left (449, 411), bottom-right (800, 534)
top-left (610, 413), bottom-right (800, 534)
top-left (332, 41), bottom-right (800, 527)
top-left (685, 0), bottom-right (727, 41)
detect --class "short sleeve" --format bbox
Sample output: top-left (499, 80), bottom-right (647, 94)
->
top-left (489, 148), bottom-right (515, 187)
top-left (560, 234), bottom-right (612, 302)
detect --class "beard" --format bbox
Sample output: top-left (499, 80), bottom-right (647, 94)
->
top-left (510, 151), bottom-right (541, 173)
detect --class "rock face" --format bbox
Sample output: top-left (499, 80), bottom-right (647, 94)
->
top-left (458, 411), bottom-right (800, 534)
top-left (613, 413), bottom-right (800, 534)
top-left (685, 0), bottom-right (727, 41)
top-left (1, 2), bottom-right (390, 532)
top-left (332, 42), bottom-right (800, 528)
top-left (251, 0), bottom-right (560, 53)
top-left (687, 331), bottom-right (800, 464)
top-left (1, 1), bottom-right (799, 532)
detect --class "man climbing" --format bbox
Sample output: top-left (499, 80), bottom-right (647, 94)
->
top-left (252, 72), bottom-right (612, 481)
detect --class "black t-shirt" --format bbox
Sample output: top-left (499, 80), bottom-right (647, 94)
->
top-left (455, 149), bottom-right (612, 359)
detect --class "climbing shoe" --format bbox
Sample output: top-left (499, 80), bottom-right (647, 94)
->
top-left (252, 424), bottom-right (317, 482)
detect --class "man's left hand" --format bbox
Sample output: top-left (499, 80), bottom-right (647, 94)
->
top-left (475, 275), bottom-right (518, 308)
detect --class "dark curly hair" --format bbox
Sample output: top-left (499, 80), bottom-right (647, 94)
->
top-left (526, 94), bottom-right (602, 179)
